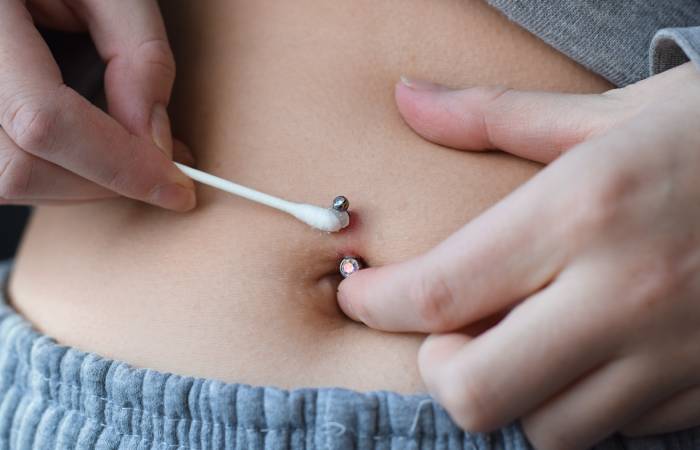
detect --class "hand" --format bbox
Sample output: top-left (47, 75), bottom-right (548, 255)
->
top-left (0, 0), bottom-right (195, 210)
top-left (337, 63), bottom-right (700, 450)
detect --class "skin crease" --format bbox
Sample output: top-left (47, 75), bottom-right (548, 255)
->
top-left (9, 0), bottom-right (610, 394)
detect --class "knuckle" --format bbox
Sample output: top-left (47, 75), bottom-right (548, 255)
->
top-left (566, 167), bottom-right (634, 237)
top-left (581, 179), bottom-right (622, 227)
top-left (2, 85), bottom-right (75, 155)
top-left (5, 100), bottom-right (60, 153)
top-left (475, 85), bottom-right (512, 107)
top-left (412, 272), bottom-right (459, 331)
top-left (486, 86), bottom-right (514, 113)
top-left (478, 86), bottom-right (514, 147)
top-left (137, 38), bottom-right (176, 80)
top-left (479, 86), bottom-right (520, 119)
top-left (625, 253), bottom-right (681, 315)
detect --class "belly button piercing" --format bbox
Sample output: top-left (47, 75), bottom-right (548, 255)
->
top-left (175, 163), bottom-right (351, 233)
top-left (339, 256), bottom-right (363, 278)
top-left (332, 196), bottom-right (350, 212)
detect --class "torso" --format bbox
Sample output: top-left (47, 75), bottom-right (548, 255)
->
top-left (9, 0), bottom-right (610, 393)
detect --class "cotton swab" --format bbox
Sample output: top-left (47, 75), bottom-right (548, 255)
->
top-left (174, 163), bottom-right (350, 233)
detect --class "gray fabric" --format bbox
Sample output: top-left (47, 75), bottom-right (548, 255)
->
top-left (651, 26), bottom-right (700, 75)
top-left (485, 1), bottom-right (700, 86)
top-left (2, 261), bottom-right (700, 449)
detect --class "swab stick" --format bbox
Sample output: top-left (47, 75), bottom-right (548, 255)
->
top-left (174, 163), bottom-right (350, 232)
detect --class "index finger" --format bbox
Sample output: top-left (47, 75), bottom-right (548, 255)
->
top-left (0, 0), bottom-right (194, 211)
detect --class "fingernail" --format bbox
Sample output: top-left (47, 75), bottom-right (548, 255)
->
top-left (151, 103), bottom-right (173, 157)
top-left (151, 183), bottom-right (196, 212)
top-left (399, 75), bottom-right (448, 92)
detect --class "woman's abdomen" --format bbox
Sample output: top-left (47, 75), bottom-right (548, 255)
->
top-left (8, 0), bottom-right (611, 393)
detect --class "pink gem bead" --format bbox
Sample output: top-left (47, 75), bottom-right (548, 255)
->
top-left (339, 257), bottom-right (362, 278)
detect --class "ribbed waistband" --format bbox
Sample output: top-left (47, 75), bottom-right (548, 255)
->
top-left (0, 262), bottom-right (531, 450)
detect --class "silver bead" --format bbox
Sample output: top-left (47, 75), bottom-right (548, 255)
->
top-left (332, 195), bottom-right (350, 212)
top-left (339, 256), bottom-right (362, 278)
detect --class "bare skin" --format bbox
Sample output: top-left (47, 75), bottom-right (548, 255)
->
top-left (8, 0), bottom-right (610, 393)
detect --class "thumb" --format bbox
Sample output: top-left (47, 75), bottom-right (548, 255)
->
top-left (395, 76), bottom-right (626, 163)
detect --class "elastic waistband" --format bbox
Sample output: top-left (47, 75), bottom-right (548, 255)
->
top-left (0, 262), bottom-right (530, 450)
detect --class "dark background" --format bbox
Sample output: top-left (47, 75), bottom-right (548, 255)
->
top-left (0, 30), bottom-right (103, 261)
top-left (0, 207), bottom-right (30, 260)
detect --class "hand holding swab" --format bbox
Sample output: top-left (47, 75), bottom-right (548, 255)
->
top-left (174, 163), bottom-right (350, 232)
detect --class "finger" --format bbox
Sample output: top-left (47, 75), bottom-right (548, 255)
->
top-left (523, 356), bottom-right (682, 450)
top-left (418, 272), bottom-right (622, 434)
top-left (418, 333), bottom-right (471, 380)
top-left (25, 0), bottom-right (84, 31)
top-left (0, 0), bottom-right (195, 211)
top-left (621, 386), bottom-right (700, 437)
top-left (0, 129), bottom-right (113, 203)
top-left (395, 77), bottom-right (627, 163)
top-left (337, 162), bottom-right (569, 333)
top-left (73, 0), bottom-right (176, 154)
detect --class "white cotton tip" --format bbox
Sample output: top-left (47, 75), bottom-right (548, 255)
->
top-left (174, 163), bottom-right (351, 233)
top-left (290, 204), bottom-right (350, 232)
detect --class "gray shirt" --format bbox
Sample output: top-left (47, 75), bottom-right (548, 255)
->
top-left (486, 1), bottom-right (700, 86)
